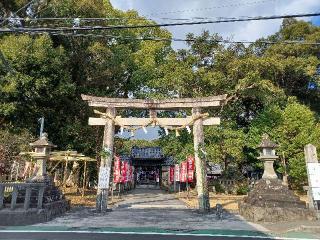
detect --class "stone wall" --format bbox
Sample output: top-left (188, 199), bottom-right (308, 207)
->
top-left (0, 199), bottom-right (69, 226)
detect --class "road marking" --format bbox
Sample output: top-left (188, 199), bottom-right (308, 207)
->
top-left (0, 230), bottom-right (317, 240)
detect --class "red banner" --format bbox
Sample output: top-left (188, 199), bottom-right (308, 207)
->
top-left (121, 160), bottom-right (127, 183)
top-left (187, 170), bottom-right (194, 183)
top-left (125, 161), bottom-right (130, 183)
top-left (187, 156), bottom-right (195, 171)
top-left (187, 156), bottom-right (195, 183)
top-left (169, 166), bottom-right (174, 183)
top-left (113, 156), bottom-right (121, 183)
top-left (180, 161), bottom-right (187, 182)
top-left (129, 165), bottom-right (133, 182)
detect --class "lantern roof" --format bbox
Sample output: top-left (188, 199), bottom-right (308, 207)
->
top-left (30, 133), bottom-right (56, 148)
top-left (258, 134), bottom-right (278, 149)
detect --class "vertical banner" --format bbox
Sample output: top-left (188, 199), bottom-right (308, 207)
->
top-left (121, 160), bottom-right (127, 183)
top-left (169, 166), bottom-right (175, 183)
top-left (174, 164), bottom-right (180, 182)
top-left (129, 165), bottom-right (133, 182)
top-left (125, 161), bottom-right (130, 183)
top-left (113, 156), bottom-right (121, 183)
top-left (187, 156), bottom-right (195, 183)
top-left (180, 161), bottom-right (187, 182)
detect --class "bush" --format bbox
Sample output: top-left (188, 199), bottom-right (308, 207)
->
top-left (0, 129), bottom-right (33, 177)
top-left (214, 182), bottom-right (225, 193)
top-left (236, 183), bottom-right (249, 195)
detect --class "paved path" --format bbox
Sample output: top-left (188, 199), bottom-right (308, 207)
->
top-left (33, 188), bottom-right (267, 234)
top-left (116, 188), bottom-right (187, 209)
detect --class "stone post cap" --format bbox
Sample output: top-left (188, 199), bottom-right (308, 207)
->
top-left (258, 134), bottom-right (278, 149)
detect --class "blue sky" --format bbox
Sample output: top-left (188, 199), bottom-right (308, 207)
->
top-left (111, 0), bottom-right (320, 49)
top-left (313, 17), bottom-right (320, 25)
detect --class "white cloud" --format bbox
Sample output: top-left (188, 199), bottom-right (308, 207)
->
top-left (110, 0), bottom-right (320, 49)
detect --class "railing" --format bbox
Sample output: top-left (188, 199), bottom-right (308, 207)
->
top-left (0, 182), bottom-right (45, 210)
top-left (219, 180), bottom-right (236, 185)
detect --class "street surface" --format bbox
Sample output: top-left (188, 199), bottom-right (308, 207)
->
top-left (0, 231), bottom-right (276, 240)
top-left (1, 188), bottom-right (319, 239)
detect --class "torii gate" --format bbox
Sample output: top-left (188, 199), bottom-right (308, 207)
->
top-left (82, 94), bottom-right (227, 213)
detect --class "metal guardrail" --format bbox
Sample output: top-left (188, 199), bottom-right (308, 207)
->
top-left (0, 182), bottom-right (45, 211)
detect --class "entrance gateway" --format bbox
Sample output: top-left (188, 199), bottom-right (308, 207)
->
top-left (82, 94), bottom-right (227, 213)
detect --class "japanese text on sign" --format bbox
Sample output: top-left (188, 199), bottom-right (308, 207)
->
top-left (98, 166), bottom-right (110, 189)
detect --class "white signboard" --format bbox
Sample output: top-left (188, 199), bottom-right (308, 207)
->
top-left (307, 163), bottom-right (320, 176)
top-left (306, 163), bottom-right (320, 200)
top-left (310, 175), bottom-right (320, 188)
top-left (98, 166), bottom-right (110, 189)
top-left (312, 188), bottom-right (320, 201)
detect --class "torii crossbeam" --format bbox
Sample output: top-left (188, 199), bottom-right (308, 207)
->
top-left (82, 94), bottom-right (227, 213)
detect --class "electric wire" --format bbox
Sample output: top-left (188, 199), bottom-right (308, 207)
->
top-left (1, 12), bottom-right (320, 33)
top-left (143, 0), bottom-right (278, 16)
top-left (0, 0), bottom-right (279, 23)
top-left (10, 31), bottom-right (320, 46)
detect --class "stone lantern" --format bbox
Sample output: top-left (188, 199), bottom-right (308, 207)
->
top-left (29, 133), bottom-right (56, 182)
top-left (257, 134), bottom-right (279, 180)
top-left (239, 134), bottom-right (316, 222)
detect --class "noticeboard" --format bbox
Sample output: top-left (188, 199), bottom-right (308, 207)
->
top-left (307, 163), bottom-right (320, 176)
top-left (312, 188), bottom-right (320, 201)
top-left (307, 163), bottom-right (320, 200)
top-left (98, 166), bottom-right (110, 189)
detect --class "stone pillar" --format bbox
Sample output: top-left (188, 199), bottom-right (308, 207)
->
top-left (304, 144), bottom-right (318, 210)
top-left (261, 159), bottom-right (278, 179)
top-left (96, 107), bottom-right (116, 212)
top-left (192, 107), bottom-right (210, 213)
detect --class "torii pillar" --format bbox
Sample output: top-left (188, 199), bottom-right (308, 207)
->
top-left (193, 107), bottom-right (210, 212)
top-left (96, 108), bottom-right (116, 212)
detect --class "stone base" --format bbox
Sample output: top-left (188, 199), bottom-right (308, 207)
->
top-left (239, 178), bottom-right (317, 222)
top-left (239, 202), bottom-right (316, 222)
top-left (0, 199), bottom-right (70, 226)
top-left (198, 194), bottom-right (210, 213)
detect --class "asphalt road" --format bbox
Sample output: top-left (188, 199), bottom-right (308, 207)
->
top-left (0, 232), bottom-right (275, 240)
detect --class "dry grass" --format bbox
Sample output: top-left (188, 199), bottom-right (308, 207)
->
top-left (62, 187), bottom-right (124, 207)
top-left (177, 189), bottom-right (309, 211)
top-left (176, 190), bottom-right (245, 211)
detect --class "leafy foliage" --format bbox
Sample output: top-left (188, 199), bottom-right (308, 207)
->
top-left (1, 1), bottom-right (320, 189)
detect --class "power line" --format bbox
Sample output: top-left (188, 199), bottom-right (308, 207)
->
top-left (143, 0), bottom-right (278, 16)
top-left (1, 12), bottom-right (320, 33)
top-left (0, 0), bottom-right (279, 23)
top-left (10, 31), bottom-right (320, 46)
